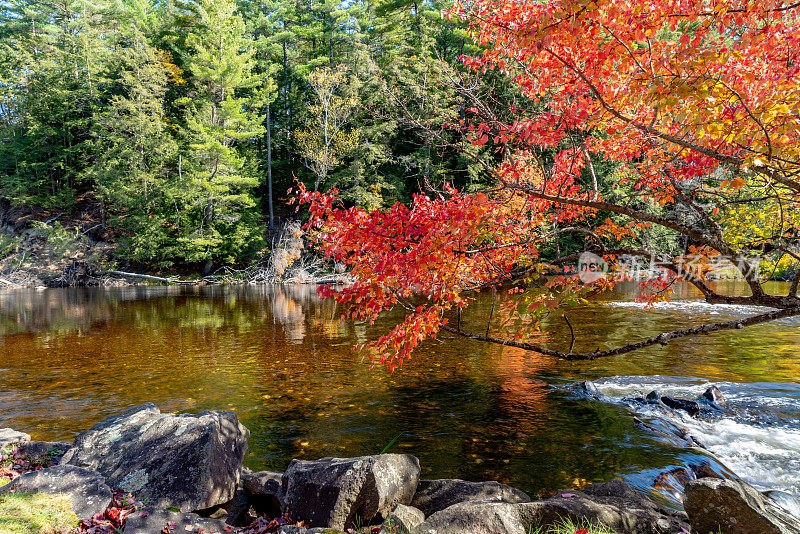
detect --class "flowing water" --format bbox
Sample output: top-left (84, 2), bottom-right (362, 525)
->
top-left (0, 282), bottom-right (798, 519)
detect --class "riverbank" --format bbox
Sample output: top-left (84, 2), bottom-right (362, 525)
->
top-left (0, 206), bottom-right (342, 288)
top-left (1, 403), bottom-right (797, 534)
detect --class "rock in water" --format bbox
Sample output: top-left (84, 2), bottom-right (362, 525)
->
top-left (645, 391), bottom-right (661, 404)
top-left (0, 428), bottom-right (30, 451)
top-left (282, 454), bottom-right (420, 530)
top-left (701, 385), bottom-right (727, 406)
top-left (684, 478), bottom-right (788, 534)
top-left (411, 479), bottom-right (530, 516)
top-left (660, 396), bottom-right (700, 416)
top-left (61, 403), bottom-right (249, 512)
top-left (580, 381), bottom-right (601, 399)
top-left (0, 464), bottom-right (112, 520)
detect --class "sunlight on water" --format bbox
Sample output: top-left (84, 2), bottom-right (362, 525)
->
top-left (0, 282), bottom-right (798, 504)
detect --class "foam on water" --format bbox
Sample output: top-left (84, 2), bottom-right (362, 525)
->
top-left (604, 300), bottom-right (800, 325)
top-left (590, 376), bottom-right (800, 508)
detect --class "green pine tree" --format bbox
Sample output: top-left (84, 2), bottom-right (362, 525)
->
top-left (180, 0), bottom-right (267, 264)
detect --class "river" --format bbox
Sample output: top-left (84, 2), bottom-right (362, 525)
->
top-left (0, 282), bottom-right (798, 518)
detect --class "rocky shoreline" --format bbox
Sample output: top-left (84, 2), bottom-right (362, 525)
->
top-left (0, 403), bottom-right (797, 534)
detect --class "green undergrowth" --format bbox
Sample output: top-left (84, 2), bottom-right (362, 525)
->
top-left (530, 516), bottom-right (617, 534)
top-left (0, 492), bottom-right (80, 534)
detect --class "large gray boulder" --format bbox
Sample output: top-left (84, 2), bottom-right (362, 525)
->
top-left (0, 428), bottom-right (30, 451)
top-left (0, 464), bottom-right (112, 520)
top-left (411, 479), bottom-right (530, 516)
top-left (412, 502), bottom-right (526, 534)
top-left (517, 480), bottom-right (689, 534)
top-left (123, 507), bottom-right (229, 534)
top-left (684, 478), bottom-right (798, 534)
top-left (60, 403), bottom-right (249, 512)
top-left (282, 454), bottom-right (420, 530)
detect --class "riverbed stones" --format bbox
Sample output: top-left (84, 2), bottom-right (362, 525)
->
top-left (411, 479), bottom-right (530, 516)
top-left (0, 428), bottom-right (30, 451)
top-left (282, 454), bottom-right (421, 530)
top-left (123, 507), bottom-right (229, 534)
top-left (516, 480), bottom-right (689, 534)
top-left (241, 466), bottom-right (284, 517)
top-left (412, 501), bottom-right (526, 534)
top-left (0, 464), bottom-right (112, 520)
top-left (684, 477), bottom-right (789, 534)
top-left (60, 403), bottom-right (250, 512)
top-left (380, 504), bottom-right (425, 533)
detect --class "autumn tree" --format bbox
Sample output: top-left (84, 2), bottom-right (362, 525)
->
top-left (295, 65), bottom-right (359, 192)
top-left (299, 0), bottom-right (800, 370)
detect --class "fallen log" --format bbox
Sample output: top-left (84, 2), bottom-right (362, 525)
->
top-left (108, 270), bottom-right (177, 283)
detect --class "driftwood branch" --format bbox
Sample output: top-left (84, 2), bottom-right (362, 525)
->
top-left (108, 271), bottom-right (178, 283)
top-left (441, 306), bottom-right (800, 361)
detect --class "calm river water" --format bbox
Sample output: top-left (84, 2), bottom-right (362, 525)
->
top-left (0, 282), bottom-right (798, 511)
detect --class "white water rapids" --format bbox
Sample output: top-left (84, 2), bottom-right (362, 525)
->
top-left (585, 375), bottom-right (800, 520)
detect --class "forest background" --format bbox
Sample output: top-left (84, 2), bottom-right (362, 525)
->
top-left (0, 0), bottom-right (513, 271)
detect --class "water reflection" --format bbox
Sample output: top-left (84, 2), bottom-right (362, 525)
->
top-left (0, 283), bottom-right (798, 500)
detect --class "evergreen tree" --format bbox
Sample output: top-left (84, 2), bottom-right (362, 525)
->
top-left (180, 0), bottom-right (267, 264)
top-left (91, 14), bottom-right (179, 265)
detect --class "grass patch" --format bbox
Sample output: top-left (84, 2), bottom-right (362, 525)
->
top-left (530, 516), bottom-right (617, 534)
top-left (0, 492), bottom-right (80, 534)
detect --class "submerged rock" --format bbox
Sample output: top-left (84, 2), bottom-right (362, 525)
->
top-left (645, 391), bottom-right (661, 404)
top-left (61, 403), bottom-right (250, 512)
top-left (580, 380), bottom-right (601, 399)
top-left (684, 477), bottom-right (797, 534)
top-left (0, 464), bottom-right (112, 520)
top-left (632, 417), bottom-right (705, 448)
top-left (411, 479), bottom-right (530, 516)
top-left (764, 490), bottom-right (800, 519)
top-left (282, 454), bottom-right (420, 530)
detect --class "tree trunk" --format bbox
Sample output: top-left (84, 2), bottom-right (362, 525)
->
top-left (267, 102), bottom-right (274, 232)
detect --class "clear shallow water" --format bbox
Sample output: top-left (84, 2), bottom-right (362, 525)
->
top-left (0, 282), bottom-right (798, 511)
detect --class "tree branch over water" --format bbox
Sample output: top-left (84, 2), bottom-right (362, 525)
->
top-left (442, 307), bottom-right (800, 361)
